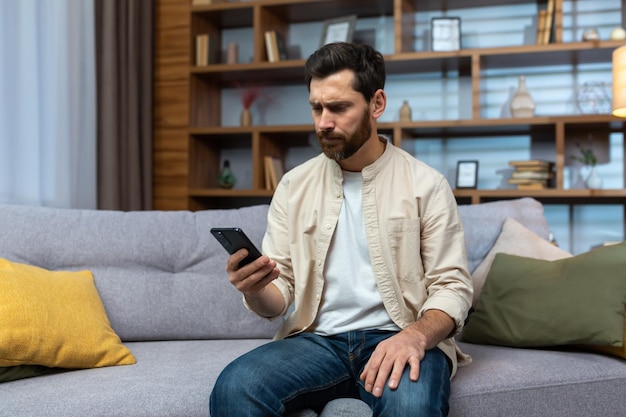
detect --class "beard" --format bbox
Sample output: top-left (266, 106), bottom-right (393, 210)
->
top-left (317, 109), bottom-right (372, 162)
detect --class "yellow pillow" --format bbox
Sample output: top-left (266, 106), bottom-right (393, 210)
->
top-left (0, 258), bottom-right (136, 369)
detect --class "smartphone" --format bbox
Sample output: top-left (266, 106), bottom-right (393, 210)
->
top-left (210, 227), bottom-right (263, 268)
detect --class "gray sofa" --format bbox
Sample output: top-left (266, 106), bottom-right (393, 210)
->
top-left (0, 198), bottom-right (624, 417)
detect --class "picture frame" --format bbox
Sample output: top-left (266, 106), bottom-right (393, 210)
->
top-left (431, 17), bottom-right (461, 52)
top-left (456, 160), bottom-right (479, 189)
top-left (319, 15), bottom-right (357, 47)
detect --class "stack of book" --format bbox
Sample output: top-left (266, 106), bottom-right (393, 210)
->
top-left (192, 0), bottom-right (223, 4)
top-left (264, 156), bottom-right (284, 190)
top-left (507, 160), bottom-right (554, 190)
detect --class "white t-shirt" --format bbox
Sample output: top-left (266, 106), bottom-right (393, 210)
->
top-left (312, 170), bottom-right (400, 336)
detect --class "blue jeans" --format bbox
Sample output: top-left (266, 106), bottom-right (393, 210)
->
top-left (209, 330), bottom-right (450, 416)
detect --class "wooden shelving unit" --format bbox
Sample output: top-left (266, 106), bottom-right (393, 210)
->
top-left (154, 0), bottom-right (626, 219)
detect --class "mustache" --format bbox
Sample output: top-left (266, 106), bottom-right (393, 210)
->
top-left (316, 130), bottom-right (344, 140)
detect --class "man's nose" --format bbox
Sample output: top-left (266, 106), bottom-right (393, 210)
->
top-left (317, 109), bottom-right (334, 131)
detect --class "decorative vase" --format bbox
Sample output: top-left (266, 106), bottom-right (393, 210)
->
top-left (582, 28), bottom-right (600, 42)
top-left (510, 76), bottom-right (535, 118)
top-left (226, 42), bottom-right (238, 64)
top-left (584, 165), bottom-right (602, 189)
top-left (218, 160), bottom-right (236, 189)
top-left (240, 108), bottom-right (252, 127)
top-left (399, 100), bottom-right (412, 122)
top-left (576, 81), bottom-right (611, 114)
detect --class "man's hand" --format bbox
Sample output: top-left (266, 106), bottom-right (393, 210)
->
top-left (227, 249), bottom-right (278, 296)
top-left (360, 310), bottom-right (455, 397)
top-left (360, 327), bottom-right (426, 397)
top-left (226, 249), bottom-right (284, 317)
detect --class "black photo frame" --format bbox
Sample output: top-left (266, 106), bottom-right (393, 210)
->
top-left (456, 160), bottom-right (479, 189)
top-left (431, 17), bottom-right (461, 52)
top-left (319, 15), bottom-right (357, 47)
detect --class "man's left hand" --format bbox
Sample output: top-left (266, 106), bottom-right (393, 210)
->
top-left (359, 327), bottom-right (426, 398)
top-left (359, 309), bottom-right (455, 398)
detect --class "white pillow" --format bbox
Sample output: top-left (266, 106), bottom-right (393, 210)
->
top-left (471, 217), bottom-right (572, 308)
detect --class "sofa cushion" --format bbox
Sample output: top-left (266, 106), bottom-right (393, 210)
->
top-left (451, 342), bottom-right (626, 417)
top-left (2, 340), bottom-right (625, 417)
top-left (457, 198), bottom-right (549, 273)
top-left (0, 204), bottom-right (281, 342)
top-left (461, 242), bottom-right (626, 351)
top-left (470, 217), bottom-right (571, 307)
top-left (0, 339), bottom-right (271, 416)
top-left (0, 258), bottom-right (135, 377)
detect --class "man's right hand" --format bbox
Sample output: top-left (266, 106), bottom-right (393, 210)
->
top-left (226, 249), bottom-right (284, 317)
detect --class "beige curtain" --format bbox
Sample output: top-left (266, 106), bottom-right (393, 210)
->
top-left (95, 0), bottom-right (153, 210)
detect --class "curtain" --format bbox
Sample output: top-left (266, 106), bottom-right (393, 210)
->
top-left (0, 0), bottom-right (96, 209)
top-left (94, 0), bottom-right (153, 211)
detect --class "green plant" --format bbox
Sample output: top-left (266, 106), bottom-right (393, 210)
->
top-left (571, 142), bottom-right (598, 166)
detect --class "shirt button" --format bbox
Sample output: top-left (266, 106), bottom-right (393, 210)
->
top-left (335, 192), bottom-right (341, 198)
top-left (325, 224), bottom-right (331, 229)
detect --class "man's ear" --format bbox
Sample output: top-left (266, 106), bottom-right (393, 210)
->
top-left (371, 89), bottom-right (386, 119)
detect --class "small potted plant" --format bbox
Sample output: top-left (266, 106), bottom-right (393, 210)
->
top-left (571, 142), bottom-right (602, 189)
top-left (571, 142), bottom-right (598, 167)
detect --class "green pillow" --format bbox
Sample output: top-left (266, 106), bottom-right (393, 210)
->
top-left (461, 241), bottom-right (626, 349)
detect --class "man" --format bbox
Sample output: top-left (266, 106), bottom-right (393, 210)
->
top-left (210, 42), bottom-right (473, 416)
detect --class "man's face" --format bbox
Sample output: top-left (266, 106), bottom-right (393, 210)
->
top-left (309, 70), bottom-right (372, 162)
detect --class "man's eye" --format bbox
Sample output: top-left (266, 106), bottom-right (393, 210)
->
top-left (329, 105), bottom-right (348, 113)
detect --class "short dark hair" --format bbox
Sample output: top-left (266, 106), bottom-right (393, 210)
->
top-left (304, 42), bottom-right (386, 103)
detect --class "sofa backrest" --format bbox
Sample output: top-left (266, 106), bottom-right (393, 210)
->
top-left (0, 198), bottom-right (548, 341)
top-left (458, 197), bottom-right (549, 272)
top-left (0, 203), bottom-right (280, 342)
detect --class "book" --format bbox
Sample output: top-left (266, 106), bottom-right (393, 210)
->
top-left (543, 0), bottom-right (555, 45)
top-left (264, 156), bottom-right (285, 190)
top-left (264, 156), bottom-right (273, 190)
top-left (511, 171), bottom-right (553, 180)
top-left (512, 182), bottom-right (547, 190)
top-left (507, 178), bottom-right (548, 189)
top-left (511, 165), bottom-right (551, 172)
top-left (264, 31), bottom-right (279, 63)
top-left (194, 34), bottom-right (216, 66)
top-left (195, 34), bottom-right (208, 66)
top-left (271, 157), bottom-right (285, 186)
top-left (264, 30), bottom-right (288, 63)
top-left (275, 31), bottom-right (288, 61)
top-left (536, 10), bottom-right (547, 45)
top-left (508, 160), bottom-right (553, 169)
top-left (192, 0), bottom-right (223, 4)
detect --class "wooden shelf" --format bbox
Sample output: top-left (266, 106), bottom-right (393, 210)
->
top-left (189, 40), bottom-right (623, 83)
top-left (454, 189), bottom-right (626, 205)
top-left (153, 0), bottom-right (626, 217)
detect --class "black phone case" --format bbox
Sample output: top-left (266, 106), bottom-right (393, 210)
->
top-left (210, 227), bottom-right (263, 267)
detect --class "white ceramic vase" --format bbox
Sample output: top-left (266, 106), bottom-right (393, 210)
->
top-left (399, 100), bottom-right (412, 121)
top-left (510, 76), bottom-right (536, 118)
top-left (585, 165), bottom-right (603, 189)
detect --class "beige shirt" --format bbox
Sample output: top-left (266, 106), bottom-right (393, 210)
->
top-left (255, 138), bottom-right (473, 377)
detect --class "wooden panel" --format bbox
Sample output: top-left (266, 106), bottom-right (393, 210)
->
top-left (154, 81), bottom-right (189, 128)
top-left (154, 0), bottom-right (189, 210)
top-left (154, 128), bottom-right (188, 152)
